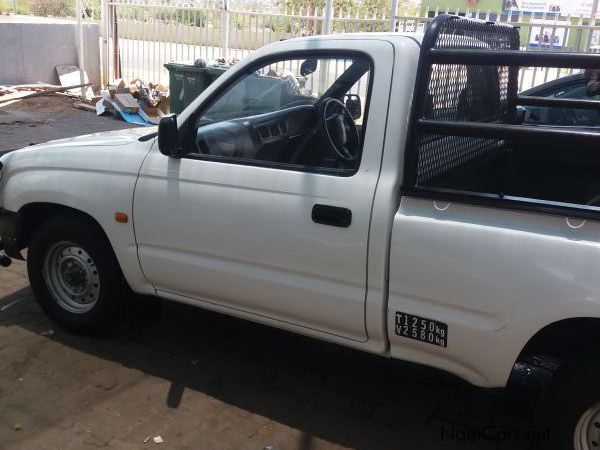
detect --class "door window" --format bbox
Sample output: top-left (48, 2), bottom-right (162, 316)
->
top-left (186, 55), bottom-right (372, 175)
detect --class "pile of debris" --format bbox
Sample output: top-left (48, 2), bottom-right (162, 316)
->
top-left (96, 78), bottom-right (169, 126)
top-left (0, 86), bottom-right (15, 96)
top-left (1, 65), bottom-right (169, 127)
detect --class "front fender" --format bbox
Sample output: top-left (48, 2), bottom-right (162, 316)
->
top-left (1, 167), bottom-right (153, 295)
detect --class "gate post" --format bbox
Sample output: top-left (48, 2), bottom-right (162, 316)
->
top-left (323, 0), bottom-right (333, 34)
top-left (587, 0), bottom-right (599, 51)
top-left (100, 0), bottom-right (109, 86)
top-left (76, 0), bottom-right (86, 99)
top-left (111, 2), bottom-right (120, 79)
top-left (389, 0), bottom-right (399, 32)
top-left (221, 0), bottom-right (230, 59)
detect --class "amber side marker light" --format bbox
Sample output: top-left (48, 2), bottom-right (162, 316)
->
top-left (115, 212), bottom-right (129, 223)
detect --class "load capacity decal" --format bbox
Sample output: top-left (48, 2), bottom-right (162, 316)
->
top-left (395, 312), bottom-right (448, 348)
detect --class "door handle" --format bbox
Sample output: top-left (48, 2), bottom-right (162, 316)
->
top-left (312, 204), bottom-right (352, 228)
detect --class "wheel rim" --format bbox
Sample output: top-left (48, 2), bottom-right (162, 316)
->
top-left (43, 241), bottom-right (100, 314)
top-left (574, 401), bottom-right (600, 450)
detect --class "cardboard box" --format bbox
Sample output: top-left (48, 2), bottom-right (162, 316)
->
top-left (115, 93), bottom-right (139, 113)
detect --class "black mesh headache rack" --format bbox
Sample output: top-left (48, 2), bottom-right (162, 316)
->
top-left (403, 14), bottom-right (600, 221)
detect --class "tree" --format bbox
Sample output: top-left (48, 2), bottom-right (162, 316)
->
top-left (28, 0), bottom-right (74, 16)
top-left (277, 0), bottom-right (418, 33)
top-left (278, 0), bottom-right (419, 19)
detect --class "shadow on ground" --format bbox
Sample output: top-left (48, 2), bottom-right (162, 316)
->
top-left (0, 287), bottom-right (539, 450)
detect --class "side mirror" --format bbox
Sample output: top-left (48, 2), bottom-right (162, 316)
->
top-left (344, 94), bottom-right (362, 120)
top-left (158, 114), bottom-right (180, 157)
top-left (300, 59), bottom-right (318, 77)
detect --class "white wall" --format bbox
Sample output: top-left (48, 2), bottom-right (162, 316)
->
top-left (0, 20), bottom-right (101, 86)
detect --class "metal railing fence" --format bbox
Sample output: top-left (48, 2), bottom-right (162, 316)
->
top-left (100, 0), bottom-right (600, 91)
top-left (102, 0), bottom-right (424, 85)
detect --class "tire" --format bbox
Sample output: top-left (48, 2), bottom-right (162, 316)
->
top-left (533, 357), bottom-right (600, 450)
top-left (27, 213), bottom-right (125, 333)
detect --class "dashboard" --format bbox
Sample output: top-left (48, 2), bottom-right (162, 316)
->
top-left (195, 103), bottom-right (319, 164)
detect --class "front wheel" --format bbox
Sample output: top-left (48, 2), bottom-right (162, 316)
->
top-left (27, 214), bottom-right (125, 333)
top-left (534, 357), bottom-right (600, 450)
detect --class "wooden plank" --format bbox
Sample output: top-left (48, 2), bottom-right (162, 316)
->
top-left (72, 101), bottom-right (97, 112)
top-left (0, 83), bottom-right (93, 105)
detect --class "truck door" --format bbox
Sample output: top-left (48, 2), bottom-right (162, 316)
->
top-left (134, 42), bottom-right (393, 341)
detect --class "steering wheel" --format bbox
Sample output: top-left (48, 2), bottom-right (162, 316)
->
top-left (319, 97), bottom-right (360, 161)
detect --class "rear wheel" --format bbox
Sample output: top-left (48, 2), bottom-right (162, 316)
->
top-left (573, 401), bottom-right (600, 450)
top-left (534, 357), bottom-right (600, 450)
top-left (27, 214), bottom-right (125, 333)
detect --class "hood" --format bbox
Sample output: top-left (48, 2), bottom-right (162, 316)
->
top-left (23, 126), bottom-right (157, 150)
top-left (0, 126), bottom-right (158, 179)
top-left (0, 126), bottom-right (157, 161)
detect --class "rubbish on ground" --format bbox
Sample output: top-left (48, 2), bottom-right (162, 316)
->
top-left (143, 436), bottom-right (151, 443)
top-left (0, 298), bottom-right (23, 312)
top-left (115, 93), bottom-right (140, 113)
top-left (95, 77), bottom-right (170, 126)
top-left (98, 77), bottom-right (169, 125)
top-left (56, 64), bottom-right (94, 99)
top-left (112, 100), bottom-right (151, 126)
top-left (73, 101), bottom-right (97, 112)
top-left (13, 83), bottom-right (61, 92)
top-left (129, 79), bottom-right (168, 108)
top-left (138, 106), bottom-right (164, 125)
top-left (13, 422), bottom-right (21, 431)
top-left (41, 329), bottom-right (55, 336)
top-left (0, 83), bottom-right (93, 105)
top-left (95, 99), bottom-right (107, 116)
top-left (108, 78), bottom-right (126, 99)
top-left (153, 435), bottom-right (164, 444)
top-left (0, 86), bottom-right (15, 96)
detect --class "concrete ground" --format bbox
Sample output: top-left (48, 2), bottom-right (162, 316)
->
top-left (0, 94), bottom-right (135, 153)
top-left (0, 96), bottom-right (539, 450)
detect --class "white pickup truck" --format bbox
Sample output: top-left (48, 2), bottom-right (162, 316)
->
top-left (2, 15), bottom-right (600, 448)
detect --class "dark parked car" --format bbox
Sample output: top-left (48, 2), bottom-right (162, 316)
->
top-left (520, 72), bottom-right (600, 128)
